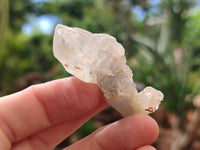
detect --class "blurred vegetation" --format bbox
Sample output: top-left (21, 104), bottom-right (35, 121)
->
top-left (0, 0), bottom-right (200, 149)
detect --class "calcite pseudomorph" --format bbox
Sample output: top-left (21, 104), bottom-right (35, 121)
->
top-left (53, 24), bottom-right (163, 117)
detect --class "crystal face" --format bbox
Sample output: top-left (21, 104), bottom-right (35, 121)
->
top-left (53, 24), bottom-right (164, 117)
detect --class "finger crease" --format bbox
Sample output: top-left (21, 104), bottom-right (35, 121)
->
top-left (0, 115), bottom-right (17, 142)
top-left (0, 128), bottom-right (12, 149)
top-left (30, 86), bottom-right (53, 125)
top-left (27, 134), bottom-right (51, 150)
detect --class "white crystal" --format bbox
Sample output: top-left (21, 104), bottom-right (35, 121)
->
top-left (53, 24), bottom-right (164, 117)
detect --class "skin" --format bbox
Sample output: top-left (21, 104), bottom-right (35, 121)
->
top-left (0, 77), bottom-right (159, 150)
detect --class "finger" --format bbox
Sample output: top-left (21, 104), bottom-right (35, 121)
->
top-left (0, 128), bottom-right (11, 150)
top-left (11, 100), bottom-right (106, 150)
top-left (136, 145), bottom-right (156, 150)
top-left (65, 114), bottom-right (159, 150)
top-left (0, 77), bottom-right (108, 143)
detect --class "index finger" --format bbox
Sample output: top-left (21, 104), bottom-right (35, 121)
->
top-left (0, 77), bottom-right (107, 143)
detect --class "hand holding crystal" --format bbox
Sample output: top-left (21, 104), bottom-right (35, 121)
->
top-left (0, 77), bottom-right (158, 150)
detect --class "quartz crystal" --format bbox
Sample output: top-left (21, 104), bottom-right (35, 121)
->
top-left (53, 24), bottom-right (163, 117)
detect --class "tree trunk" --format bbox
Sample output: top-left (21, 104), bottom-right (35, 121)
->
top-left (0, 0), bottom-right (9, 50)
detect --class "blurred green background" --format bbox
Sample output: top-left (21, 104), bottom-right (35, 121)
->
top-left (0, 0), bottom-right (200, 149)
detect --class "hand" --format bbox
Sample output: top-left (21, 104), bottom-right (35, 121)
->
top-left (0, 77), bottom-right (159, 150)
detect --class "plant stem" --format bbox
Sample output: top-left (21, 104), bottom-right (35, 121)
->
top-left (171, 109), bottom-right (200, 150)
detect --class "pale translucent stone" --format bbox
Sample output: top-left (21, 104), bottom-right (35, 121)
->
top-left (53, 24), bottom-right (164, 117)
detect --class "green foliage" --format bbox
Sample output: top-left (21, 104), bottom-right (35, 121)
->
top-left (76, 120), bottom-right (97, 138)
top-left (9, 0), bottom-right (36, 31)
top-left (0, 30), bottom-right (56, 93)
top-left (131, 1), bottom-right (200, 116)
top-left (160, 0), bottom-right (192, 44)
top-left (0, 0), bottom-right (199, 113)
top-left (183, 10), bottom-right (200, 49)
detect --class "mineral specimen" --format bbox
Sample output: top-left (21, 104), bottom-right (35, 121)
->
top-left (53, 24), bottom-right (163, 117)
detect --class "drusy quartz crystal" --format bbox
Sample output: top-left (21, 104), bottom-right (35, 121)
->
top-left (53, 24), bottom-right (163, 117)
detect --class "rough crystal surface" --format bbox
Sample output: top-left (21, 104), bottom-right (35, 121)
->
top-left (53, 24), bottom-right (163, 117)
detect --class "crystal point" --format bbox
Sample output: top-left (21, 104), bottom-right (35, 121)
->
top-left (53, 24), bottom-right (163, 116)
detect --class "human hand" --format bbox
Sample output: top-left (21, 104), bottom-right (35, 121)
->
top-left (0, 77), bottom-right (159, 150)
